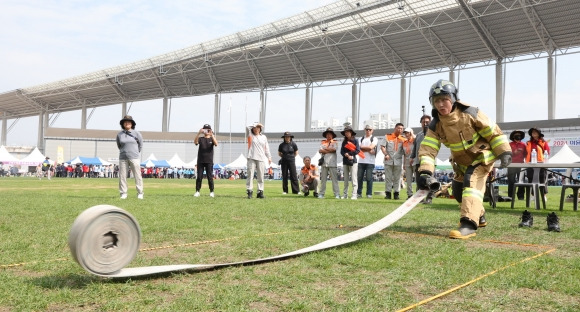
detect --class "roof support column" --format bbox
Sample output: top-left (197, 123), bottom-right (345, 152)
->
top-left (547, 55), bottom-right (556, 120)
top-left (449, 71), bottom-right (455, 85)
top-left (400, 77), bottom-right (407, 127)
top-left (214, 93), bottom-right (220, 132)
top-left (259, 89), bottom-right (266, 126)
top-left (352, 81), bottom-right (359, 130)
top-left (37, 110), bottom-right (46, 153)
top-left (81, 101), bottom-right (87, 130)
top-left (121, 102), bottom-right (127, 117)
top-left (305, 84), bottom-right (312, 132)
top-left (1, 114), bottom-right (7, 146)
top-left (162, 97), bottom-right (169, 132)
top-left (495, 58), bottom-right (504, 123)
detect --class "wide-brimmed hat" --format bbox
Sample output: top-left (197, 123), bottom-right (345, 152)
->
top-left (203, 124), bottom-right (212, 130)
top-left (528, 127), bottom-right (544, 138)
top-left (120, 115), bottom-right (136, 129)
top-left (403, 127), bottom-right (414, 134)
top-left (364, 124), bottom-right (373, 130)
top-left (340, 126), bottom-right (356, 136)
top-left (322, 127), bottom-right (337, 138)
top-left (509, 130), bottom-right (525, 141)
top-left (281, 131), bottom-right (294, 138)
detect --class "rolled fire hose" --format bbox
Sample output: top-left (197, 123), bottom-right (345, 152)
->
top-left (69, 190), bottom-right (429, 278)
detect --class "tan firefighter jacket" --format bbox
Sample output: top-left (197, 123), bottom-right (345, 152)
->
top-left (418, 101), bottom-right (511, 175)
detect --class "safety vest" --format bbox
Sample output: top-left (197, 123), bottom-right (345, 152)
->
top-left (526, 139), bottom-right (548, 163)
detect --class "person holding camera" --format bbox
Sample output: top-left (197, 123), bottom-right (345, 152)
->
top-left (194, 124), bottom-right (218, 198)
top-left (318, 127), bottom-right (340, 199)
top-left (417, 79), bottom-right (511, 239)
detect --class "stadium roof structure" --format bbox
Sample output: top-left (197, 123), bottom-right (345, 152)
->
top-left (1, 0), bottom-right (579, 120)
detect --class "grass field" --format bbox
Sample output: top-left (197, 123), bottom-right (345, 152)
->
top-left (1, 176), bottom-right (579, 311)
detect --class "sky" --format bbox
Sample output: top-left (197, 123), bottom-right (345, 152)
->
top-left (1, 0), bottom-right (580, 147)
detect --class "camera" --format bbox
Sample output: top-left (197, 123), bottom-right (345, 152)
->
top-left (318, 157), bottom-right (324, 167)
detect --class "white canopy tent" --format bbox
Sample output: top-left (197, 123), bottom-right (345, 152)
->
top-left (168, 153), bottom-right (187, 168)
top-left (549, 144), bottom-right (580, 163)
top-left (19, 147), bottom-right (47, 166)
top-left (225, 154), bottom-right (247, 169)
top-left (145, 153), bottom-right (157, 161)
top-left (0, 146), bottom-right (20, 164)
top-left (184, 158), bottom-right (197, 168)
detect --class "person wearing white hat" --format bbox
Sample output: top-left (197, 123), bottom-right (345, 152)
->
top-left (246, 123), bottom-right (272, 199)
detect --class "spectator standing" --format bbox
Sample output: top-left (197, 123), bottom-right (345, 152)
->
top-left (340, 126), bottom-right (360, 200)
top-left (401, 128), bottom-right (415, 199)
top-left (246, 123), bottom-right (272, 199)
top-left (507, 130), bottom-right (527, 200)
top-left (381, 123), bottom-right (406, 199)
top-left (194, 124), bottom-right (218, 198)
top-left (526, 127), bottom-right (550, 199)
top-left (417, 79), bottom-right (511, 239)
top-left (357, 125), bottom-right (379, 198)
top-left (116, 115), bottom-right (144, 199)
top-left (318, 127), bottom-right (340, 199)
top-left (299, 156), bottom-right (319, 197)
top-left (42, 157), bottom-right (52, 180)
top-left (278, 131), bottom-right (299, 195)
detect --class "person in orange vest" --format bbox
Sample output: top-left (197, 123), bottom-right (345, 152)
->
top-left (401, 128), bottom-right (415, 199)
top-left (381, 123), bottom-right (406, 199)
top-left (525, 127), bottom-right (550, 199)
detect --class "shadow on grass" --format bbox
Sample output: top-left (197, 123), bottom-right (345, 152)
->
top-left (31, 273), bottom-right (99, 289)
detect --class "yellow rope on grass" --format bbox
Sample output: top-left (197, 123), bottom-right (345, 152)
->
top-left (396, 248), bottom-right (556, 312)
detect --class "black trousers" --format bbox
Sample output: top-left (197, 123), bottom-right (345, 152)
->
top-left (507, 167), bottom-right (525, 199)
top-left (196, 163), bottom-right (214, 192)
top-left (281, 159), bottom-right (299, 194)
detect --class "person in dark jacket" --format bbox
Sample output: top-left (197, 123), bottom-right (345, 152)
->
top-left (340, 126), bottom-right (360, 200)
top-left (278, 131), bottom-right (299, 194)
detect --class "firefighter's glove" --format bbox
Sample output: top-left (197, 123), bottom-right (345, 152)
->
top-left (499, 152), bottom-right (512, 168)
top-left (417, 173), bottom-right (432, 190)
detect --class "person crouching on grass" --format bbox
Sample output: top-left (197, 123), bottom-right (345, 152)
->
top-left (417, 79), bottom-right (511, 239)
top-left (299, 156), bottom-right (319, 197)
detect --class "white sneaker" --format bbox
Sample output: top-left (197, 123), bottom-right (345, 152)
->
top-left (351, 195), bottom-right (358, 200)
top-left (210, 192), bottom-right (215, 198)
top-left (120, 194), bottom-right (127, 199)
top-left (335, 195), bottom-right (341, 199)
top-left (194, 191), bottom-right (200, 197)
top-left (282, 192), bottom-right (287, 195)
top-left (137, 194), bottom-right (143, 200)
top-left (367, 195), bottom-right (372, 199)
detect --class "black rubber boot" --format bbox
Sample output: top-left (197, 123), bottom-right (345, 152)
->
top-left (393, 192), bottom-right (400, 200)
top-left (479, 214), bottom-right (488, 227)
top-left (313, 192), bottom-right (318, 198)
top-left (247, 190), bottom-right (253, 199)
top-left (384, 192), bottom-right (391, 199)
top-left (547, 212), bottom-right (561, 232)
top-left (449, 218), bottom-right (477, 239)
top-left (257, 190), bottom-right (265, 199)
top-left (518, 210), bottom-right (533, 227)
top-left (304, 189), bottom-right (309, 197)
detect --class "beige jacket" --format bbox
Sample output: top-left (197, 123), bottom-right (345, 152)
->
top-left (418, 101), bottom-right (510, 174)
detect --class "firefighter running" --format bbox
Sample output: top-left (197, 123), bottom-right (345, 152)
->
top-left (417, 79), bottom-right (512, 239)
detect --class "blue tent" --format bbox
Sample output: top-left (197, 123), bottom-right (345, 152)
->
top-left (213, 163), bottom-right (225, 169)
top-left (66, 156), bottom-right (102, 165)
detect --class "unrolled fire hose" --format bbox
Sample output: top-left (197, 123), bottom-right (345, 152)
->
top-left (69, 189), bottom-right (432, 278)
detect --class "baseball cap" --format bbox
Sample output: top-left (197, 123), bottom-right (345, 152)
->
top-left (203, 124), bottom-right (212, 130)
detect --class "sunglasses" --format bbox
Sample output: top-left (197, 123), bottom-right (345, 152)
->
top-left (365, 129), bottom-right (372, 131)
